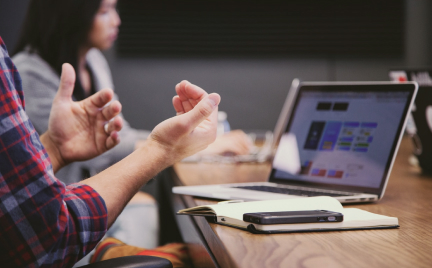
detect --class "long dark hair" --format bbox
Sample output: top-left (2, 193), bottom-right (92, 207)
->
top-left (13, 0), bottom-right (103, 100)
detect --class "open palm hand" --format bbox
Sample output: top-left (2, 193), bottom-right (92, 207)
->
top-left (45, 63), bottom-right (123, 168)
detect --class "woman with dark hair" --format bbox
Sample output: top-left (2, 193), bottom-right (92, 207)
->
top-left (14, 0), bottom-right (106, 100)
top-left (13, 0), bottom-right (144, 183)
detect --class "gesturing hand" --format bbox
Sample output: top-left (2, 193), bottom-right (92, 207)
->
top-left (148, 80), bottom-right (221, 164)
top-left (41, 63), bottom-right (123, 172)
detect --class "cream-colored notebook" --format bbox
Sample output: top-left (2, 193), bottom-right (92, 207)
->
top-left (177, 196), bottom-right (399, 233)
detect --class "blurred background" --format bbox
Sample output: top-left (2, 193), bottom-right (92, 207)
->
top-left (1, 0), bottom-right (431, 132)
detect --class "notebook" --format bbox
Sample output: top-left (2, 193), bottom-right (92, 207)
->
top-left (177, 196), bottom-right (399, 233)
top-left (173, 82), bottom-right (418, 203)
top-left (389, 69), bottom-right (432, 174)
top-left (182, 78), bottom-right (300, 163)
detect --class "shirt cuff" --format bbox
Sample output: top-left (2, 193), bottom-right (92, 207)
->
top-left (64, 183), bottom-right (108, 256)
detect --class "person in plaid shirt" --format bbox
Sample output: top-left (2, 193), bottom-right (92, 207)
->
top-left (0, 36), bottom-right (220, 267)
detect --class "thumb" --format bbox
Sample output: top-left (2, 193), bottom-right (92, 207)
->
top-left (180, 93), bottom-right (221, 130)
top-left (56, 63), bottom-right (76, 101)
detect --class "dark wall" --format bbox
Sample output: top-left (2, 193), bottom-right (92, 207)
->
top-left (405, 0), bottom-right (432, 66)
top-left (116, 0), bottom-right (404, 58)
top-left (1, 0), bottom-right (431, 131)
top-left (0, 0), bottom-right (29, 52)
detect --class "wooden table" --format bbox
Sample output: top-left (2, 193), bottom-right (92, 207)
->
top-left (169, 137), bottom-right (432, 268)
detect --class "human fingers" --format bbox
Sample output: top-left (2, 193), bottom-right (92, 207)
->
top-left (210, 132), bottom-right (252, 155)
top-left (230, 140), bottom-right (253, 155)
top-left (177, 81), bottom-right (208, 102)
top-left (176, 80), bottom-right (206, 100)
top-left (85, 88), bottom-right (115, 111)
top-left (104, 116), bottom-right (123, 134)
top-left (101, 100), bottom-right (122, 121)
top-left (175, 81), bottom-right (208, 112)
top-left (221, 142), bottom-right (252, 155)
top-left (222, 144), bottom-right (249, 155)
top-left (228, 130), bottom-right (254, 150)
top-left (177, 93), bottom-right (220, 131)
top-left (175, 82), bottom-right (192, 112)
top-left (106, 131), bottom-right (121, 150)
top-left (172, 95), bottom-right (185, 115)
top-left (55, 63), bottom-right (76, 101)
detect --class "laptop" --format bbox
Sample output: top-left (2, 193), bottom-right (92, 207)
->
top-left (389, 69), bottom-right (432, 174)
top-left (173, 82), bottom-right (418, 203)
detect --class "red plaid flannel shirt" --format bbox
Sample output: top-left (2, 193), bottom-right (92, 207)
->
top-left (0, 37), bottom-right (107, 267)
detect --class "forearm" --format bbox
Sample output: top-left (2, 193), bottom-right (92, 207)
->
top-left (81, 139), bottom-right (174, 227)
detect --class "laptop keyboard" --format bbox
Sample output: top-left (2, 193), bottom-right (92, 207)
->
top-left (233, 185), bottom-right (351, 197)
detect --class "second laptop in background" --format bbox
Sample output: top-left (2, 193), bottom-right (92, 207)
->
top-left (389, 69), bottom-right (432, 174)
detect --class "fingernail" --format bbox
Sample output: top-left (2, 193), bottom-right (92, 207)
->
top-left (207, 94), bottom-right (219, 106)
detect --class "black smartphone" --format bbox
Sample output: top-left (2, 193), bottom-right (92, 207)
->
top-left (243, 210), bottom-right (343, 225)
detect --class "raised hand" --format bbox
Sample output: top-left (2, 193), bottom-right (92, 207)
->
top-left (148, 80), bottom-right (220, 163)
top-left (172, 80), bottom-right (208, 115)
top-left (173, 80), bottom-right (252, 156)
top-left (41, 63), bottom-right (123, 172)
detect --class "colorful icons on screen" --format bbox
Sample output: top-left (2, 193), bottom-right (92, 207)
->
top-left (304, 121), bottom-right (377, 153)
top-left (302, 120), bottom-right (377, 179)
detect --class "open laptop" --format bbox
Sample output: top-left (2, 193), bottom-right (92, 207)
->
top-left (173, 82), bottom-right (418, 203)
top-left (389, 69), bottom-right (432, 174)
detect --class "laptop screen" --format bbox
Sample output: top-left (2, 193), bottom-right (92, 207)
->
top-left (270, 83), bottom-right (416, 195)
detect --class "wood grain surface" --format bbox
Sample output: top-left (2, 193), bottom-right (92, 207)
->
top-left (173, 137), bottom-right (432, 268)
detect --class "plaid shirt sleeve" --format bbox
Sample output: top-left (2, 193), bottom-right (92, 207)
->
top-left (0, 37), bottom-right (108, 267)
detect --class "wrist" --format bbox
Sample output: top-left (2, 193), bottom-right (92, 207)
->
top-left (139, 138), bottom-right (177, 167)
top-left (40, 132), bottom-right (66, 173)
